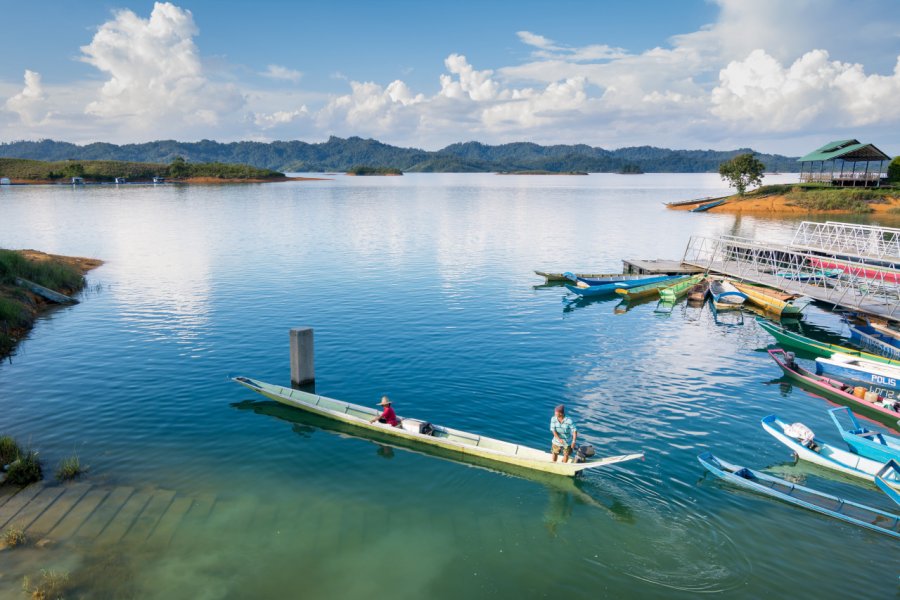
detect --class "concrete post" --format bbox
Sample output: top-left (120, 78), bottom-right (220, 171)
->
top-left (290, 327), bottom-right (315, 386)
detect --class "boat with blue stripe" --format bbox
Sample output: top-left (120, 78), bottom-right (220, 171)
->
top-left (815, 352), bottom-right (900, 392)
top-left (848, 324), bottom-right (900, 360)
top-left (690, 199), bottom-right (725, 212)
top-left (829, 407), bottom-right (900, 463)
top-left (699, 452), bottom-right (900, 539)
top-left (876, 460), bottom-right (900, 507)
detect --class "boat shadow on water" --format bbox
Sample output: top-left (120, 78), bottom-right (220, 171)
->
top-left (230, 399), bottom-right (637, 526)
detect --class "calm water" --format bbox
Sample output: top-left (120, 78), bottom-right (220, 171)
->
top-left (1, 174), bottom-right (897, 599)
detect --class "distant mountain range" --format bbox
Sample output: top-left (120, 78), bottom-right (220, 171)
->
top-left (0, 137), bottom-right (799, 173)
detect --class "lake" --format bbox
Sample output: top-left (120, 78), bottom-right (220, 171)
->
top-left (1, 174), bottom-right (897, 599)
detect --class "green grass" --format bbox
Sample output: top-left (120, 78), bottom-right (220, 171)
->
top-left (347, 165), bottom-right (403, 175)
top-left (4, 448), bottom-right (42, 486)
top-left (3, 525), bottom-right (25, 548)
top-left (0, 435), bottom-right (21, 466)
top-left (0, 249), bottom-right (84, 290)
top-left (55, 454), bottom-right (84, 481)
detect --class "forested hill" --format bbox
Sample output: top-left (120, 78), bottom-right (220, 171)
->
top-left (0, 137), bottom-right (798, 173)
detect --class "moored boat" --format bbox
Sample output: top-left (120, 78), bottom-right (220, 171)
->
top-left (848, 324), bottom-right (900, 361)
top-left (535, 271), bottom-right (630, 283)
top-left (756, 318), bottom-right (900, 366)
top-left (815, 353), bottom-right (900, 393)
top-left (690, 199), bottom-right (725, 212)
top-left (565, 275), bottom-right (677, 298)
top-left (761, 414), bottom-right (900, 488)
top-left (708, 279), bottom-right (747, 311)
top-left (615, 275), bottom-right (691, 300)
top-left (767, 349), bottom-right (900, 430)
top-left (730, 281), bottom-right (804, 316)
top-left (565, 273), bottom-right (659, 287)
top-left (698, 451), bottom-right (900, 539)
top-left (687, 277), bottom-right (709, 303)
top-left (829, 407), bottom-right (900, 463)
top-left (232, 376), bottom-right (644, 477)
top-left (658, 274), bottom-right (705, 302)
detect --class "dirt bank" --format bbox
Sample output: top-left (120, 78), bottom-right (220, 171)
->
top-left (668, 193), bottom-right (900, 215)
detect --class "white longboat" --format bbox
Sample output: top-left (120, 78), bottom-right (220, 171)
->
top-left (233, 376), bottom-right (644, 477)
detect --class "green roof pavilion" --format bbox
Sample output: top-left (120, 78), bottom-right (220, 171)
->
top-left (798, 139), bottom-right (890, 187)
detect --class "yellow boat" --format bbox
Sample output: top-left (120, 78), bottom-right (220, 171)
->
top-left (730, 281), bottom-right (805, 316)
top-left (232, 376), bottom-right (644, 477)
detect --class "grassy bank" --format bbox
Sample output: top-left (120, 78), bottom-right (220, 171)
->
top-left (670, 183), bottom-right (900, 214)
top-left (346, 165), bottom-right (403, 175)
top-left (0, 157), bottom-right (286, 182)
top-left (0, 249), bottom-right (101, 357)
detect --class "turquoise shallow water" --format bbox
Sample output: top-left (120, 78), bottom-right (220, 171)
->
top-left (1, 174), bottom-right (898, 598)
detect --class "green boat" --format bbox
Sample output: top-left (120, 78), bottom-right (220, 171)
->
top-left (658, 274), bottom-right (705, 302)
top-left (756, 317), bottom-right (900, 366)
top-left (616, 275), bottom-right (691, 300)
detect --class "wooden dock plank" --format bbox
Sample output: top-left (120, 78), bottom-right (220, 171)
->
top-left (622, 259), bottom-right (702, 275)
top-left (5, 486), bottom-right (65, 531)
top-left (74, 486), bottom-right (134, 540)
top-left (0, 486), bottom-right (19, 508)
top-left (47, 488), bottom-right (107, 540)
top-left (122, 489), bottom-right (176, 544)
top-left (25, 483), bottom-right (91, 536)
top-left (95, 489), bottom-right (151, 545)
top-left (0, 484), bottom-right (44, 530)
top-left (170, 493), bottom-right (215, 544)
top-left (146, 495), bottom-right (193, 548)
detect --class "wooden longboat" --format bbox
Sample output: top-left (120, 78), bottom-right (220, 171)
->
top-left (615, 275), bottom-right (691, 300)
top-left (232, 377), bottom-right (644, 478)
top-left (535, 271), bottom-right (625, 283)
top-left (658, 274), bottom-right (705, 302)
top-left (686, 278), bottom-right (709, 303)
top-left (767, 349), bottom-right (900, 431)
top-left (709, 279), bottom-right (747, 311)
top-left (848, 324), bottom-right (900, 361)
top-left (690, 199), bottom-right (725, 212)
top-left (829, 407), bottom-right (900, 464)
top-left (756, 318), bottom-right (900, 366)
top-left (566, 275), bottom-right (676, 298)
top-left (815, 353), bottom-right (900, 393)
top-left (730, 281), bottom-right (804, 316)
top-left (761, 414), bottom-right (900, 489)
top-left (698, 452), bottom-right (900, 539)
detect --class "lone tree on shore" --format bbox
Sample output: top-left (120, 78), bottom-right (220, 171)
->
top-left (888, 156), bottom-right (900, 184)
top-left (718, 153), bottom-right (765, 195)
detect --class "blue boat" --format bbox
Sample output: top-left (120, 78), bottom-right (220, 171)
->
top-left (698, 451), bottom-right (900, 539)
top-left (876, 460), bottom-right (900, 507)
top-left (829, 407), bottom-right (900, 463)
top-left (815, 353), bottom-right (900, 393)
top-left (567, 273), bottom-right (664, 287)
top-left (565, 275), bottom-right (677, 298)
top-left (690, 199), bottom-right (725, 212)
top-left (849, 324), bottom-right (900, 360)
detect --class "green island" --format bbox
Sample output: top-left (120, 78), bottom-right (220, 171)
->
top-left (617, 164), bottom-right (644, 174)
top-left (0, 157), bottom-right (289, 183)
top-left (0, 249), bottom-right (101, 357)
top-left (345, 165), bottom-right (403, 176)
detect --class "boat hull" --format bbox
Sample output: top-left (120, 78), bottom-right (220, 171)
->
top-left (658, 274), bottom-right (704, 302)
top-left (815, 356), bottom-right (900, 392)
top-left (699, 452), bottom-right (900, 539)
top-left (849, 325), bottom-right (900, 360)
top-left (768, 349), bottom-right (900, 431)
top-left (761, 414), bottom-right (900, 488)
top-left (615, 275), bottom-right (689, 300)
top-left (232, 377), bottom-right (643, 477)
top-left (730, 281), bottom-right (803, 315)
top-left (756, 318), bottom-right (900, 366)
top-left (829, 407), bottom-right (900, 463)
top-left (566, 275), bottom-right (676, 298)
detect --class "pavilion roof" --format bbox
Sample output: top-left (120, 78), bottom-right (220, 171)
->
top-left (798, 139), bottom-right (891, 163)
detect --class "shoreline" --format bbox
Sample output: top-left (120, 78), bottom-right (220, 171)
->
top-left (668, 192), bottom-right (900, 215)
top-left (0, 250), bottom-right (103, 359)
top-left (2, 175), bottom-right (329, 185)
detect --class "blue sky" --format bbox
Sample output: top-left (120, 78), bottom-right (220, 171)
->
top-left (1, 1), bottom-right (898, 153)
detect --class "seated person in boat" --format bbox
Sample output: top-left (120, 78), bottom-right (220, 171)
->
top-left (550, 404), bottom-right (578, 463)
top-left (370, 395), bottom-right (400, 426)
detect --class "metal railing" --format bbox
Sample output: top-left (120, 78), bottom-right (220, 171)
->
top-left (790, 221), bottom-right (900, 261)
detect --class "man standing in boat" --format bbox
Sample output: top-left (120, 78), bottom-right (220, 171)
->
top-left (550, 404), bottom-right (577, 462)
top-left (370, 395), bottom-right (399, 427)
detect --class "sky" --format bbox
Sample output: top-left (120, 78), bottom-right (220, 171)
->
top-left (1, 0), bottom-right (899, 154)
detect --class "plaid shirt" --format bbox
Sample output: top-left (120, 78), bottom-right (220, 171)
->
top-left (550, 416), bottom-right (577, 446)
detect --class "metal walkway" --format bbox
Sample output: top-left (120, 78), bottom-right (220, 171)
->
top-left (681, 229), bottom-right (900, 320)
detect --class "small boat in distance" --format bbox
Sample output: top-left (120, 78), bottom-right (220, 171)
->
top-left (658, 274), bottom-right (705, 302)
top-left (767, 349), bottom-right (900, 429)
top-left (615, 275), bottom-right (691, 300)
top-left (690, 199), bottom-right (725, 212)
top-left (730, 281), bottom-right (804, 316)
top-left (828, 407), bottom-right (900, 463)
top-left (709, 279), bottom-right (747, 311)
top-left (232, 376), bottom-right (644, 478)
top-left (698, 452), bottom-right (900, 539)
top-left (761, 414), bottom-right (900, 489)
top-left (686, 277), bottom-right (709, 303)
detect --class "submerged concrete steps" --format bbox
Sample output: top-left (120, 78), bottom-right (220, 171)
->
top-left (0, 481), bottom-right (221, 550)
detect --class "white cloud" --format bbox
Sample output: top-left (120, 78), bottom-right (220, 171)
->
top-left (80, 2), bottom-right (243, 130)
top-left (517, 30), bottom-right (628, 62)
top-left (5, 70), bottom-right (50, 125)
top-left (253, 107), bottom-right (308, 129)
top-left (438, 54), bottom-right (499, 101)
top-left (712, 49), bottom-right (900, 131)
top-left (261, 65), bottom-right (303, 83)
